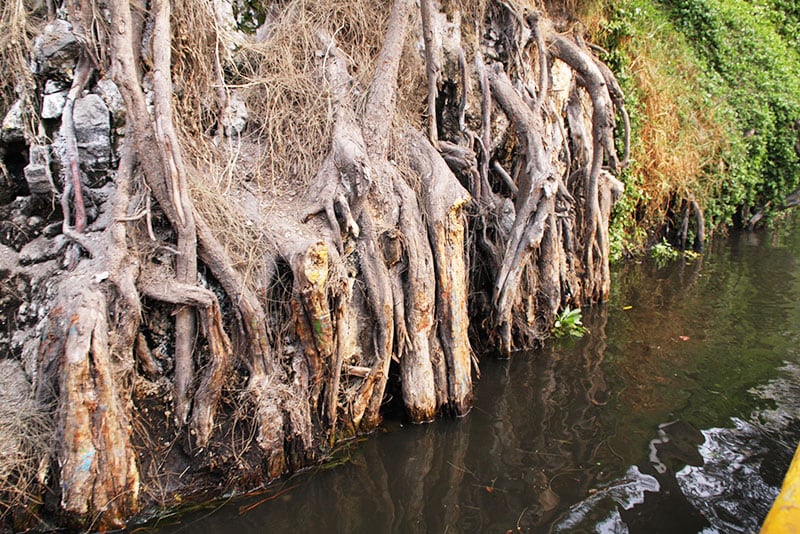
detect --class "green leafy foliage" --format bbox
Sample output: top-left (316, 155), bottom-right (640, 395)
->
top-left (584, 0), bottom-right (800, 259)
top-left (649, 238), bottom-right (701, 268)
top-left (552, 307), bottom-right (589, 338)
top-left (662, 0), bottom-right (800, 216)
top-left (649, 238), bottom-right (682, 266)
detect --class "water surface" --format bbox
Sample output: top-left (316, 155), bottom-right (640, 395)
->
top-left (151, 224), bottom-right (800, 533)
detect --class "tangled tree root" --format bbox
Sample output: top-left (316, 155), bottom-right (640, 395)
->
top-left (0, 0), bottom-right (632, 528)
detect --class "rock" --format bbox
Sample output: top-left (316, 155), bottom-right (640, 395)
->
top-left (23, 144), bottom-right (55, 195)
top-left (72, 93), bottom-right (111, 167)
top-left (1, 99), bottom-right (26, 143)
top-left (42, 80), bottom-right (68, 120)
top-left (19, 259), bottom-right (58, 291)
top-left (43, 80), bottom-right (65, 95)
top-left (11, 213), bottom-right (28, 230)
top-left (42, 222), bottom-right (62, 238)
top-left (41, 90), bottom-right (68, 120)
top-left (19, 234), bottom-right (67, 265)
top-left (26, 216), bottom-right (44, 229)
top-left (222, 91), bottom-right (249, 137)
top-left (32, 19), bottom-right (79, 76)
top-left (94, 78), bottom-right (126, 126)
top-left (0, 243), bottom-right (19, 278)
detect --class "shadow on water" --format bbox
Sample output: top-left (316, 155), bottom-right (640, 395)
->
top-left (149, 221), bottom-right (800, 533)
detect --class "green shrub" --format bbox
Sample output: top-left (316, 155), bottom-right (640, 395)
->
top-left (584, 0), bottom-right (800, 258)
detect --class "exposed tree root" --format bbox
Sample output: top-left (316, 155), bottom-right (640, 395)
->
top-left (11, 1), bottom-right (633, 527)
top-left (395, 178), bottom-right (438, 421)
top-left (37, 141), bottom-right (142, 529)
top-left (55, 285), bottom-right (139, 530)
top-left (407, 128), bottom-right (473, 414)
top-left (58, 53), bottom-right (93, 266)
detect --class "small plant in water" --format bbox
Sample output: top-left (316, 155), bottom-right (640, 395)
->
top-left (650, 238), bottom-right (681, 267)
top-left (552, 307), bottom-right (589, 338)
top-left (650, 238), bottom-right (701, 268)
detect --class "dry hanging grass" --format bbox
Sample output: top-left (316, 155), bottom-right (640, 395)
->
top-left (0, 0), bottom-right (36, 111)
top-left (0, 365), bottom-right (54, 521)
top-left (165, 0), bottom-right (432, 286)
top-left (582, 0), bottom-right (734, 230)
top-left (0, 0), bottom-right (41, 153)
top-left (171, 0), bottom-right (395, 193)
top-left (632, 38), bottom-right (731, 224)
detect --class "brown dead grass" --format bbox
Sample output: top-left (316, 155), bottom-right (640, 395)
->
top-left (0, 376), bottom-right (54, 521)
top-left (172, 0), bottom-right (395, 193)
top-left (582, 1), bottom-right (733, 227)
top-left (632, 39), bottom-right (731, 222)
top-left (0, 0), bottom-right (39, 130)
top-left (168, 0), bottom-right (435, 277)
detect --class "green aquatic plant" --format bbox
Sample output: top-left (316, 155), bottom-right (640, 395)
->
top-left (552, 307), bottom-right (589, 338)
top-left (650, 238), bottom-right (701, 267)
top-left (650, 238), bottom-right (682, 267)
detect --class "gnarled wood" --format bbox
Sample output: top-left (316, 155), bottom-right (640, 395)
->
top-left (151, 0), bottom-right (199, 427)
top-left (395, 178), bottom-right (438, 421)
top-left (487, 64), bottom-right (557, 353)
top-left (407, 128), bottom-right (473, 415)
top-left (548, 34), bottom-right (619, 301)
top-left (15, 3), bottom-right (633, 527)
top-left (57, 285), bottom-right (139, 530)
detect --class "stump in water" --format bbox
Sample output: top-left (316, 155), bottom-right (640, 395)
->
top-left (0, 0), bottom-right (628, 527)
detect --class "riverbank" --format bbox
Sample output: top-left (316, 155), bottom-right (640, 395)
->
top-left (580, 0), bottom-right (800, 256)
top-left (143, 223), bottom-right (800, 532)
top-left (1, 0), bottom-right (799, 529)
top-left (1, 0), bottom-right (629, 527)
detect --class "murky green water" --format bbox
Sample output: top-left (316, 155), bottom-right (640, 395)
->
top-left (149, 223), bottom-right (800, 533)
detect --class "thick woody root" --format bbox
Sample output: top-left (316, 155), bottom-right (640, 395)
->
top-left (272, 236), bottom-right (337, 458)
top-left (439, 10), bottom-right (628, 354)
top-left (288, 0), bottom-right (476, 425)
top-left (34, 140), bottom-right (235, 527)
top-left (292, 137), bottom-right (471, 425)
top-left (290, 242), bottom-right (334, 412)
top-left (295, 30), bottom-right (389, 429)
top-left (30, 141), bottom-right (144, 528)
top-left (110, 0), bottom-right (290, 473)
top-left (151, 0), bottom-right (199, 429)
top-left (291, 136), bottom-right (472, 425)
top-left (485, 58), bottom-right (560, 354)
top-left (41, 281), bottom-right (139, 530)
top-left (353, 211), bottom-right (395, 429)
top-left (195, 217), bottom-right (287, 475)
top-left (58, 54), bottom-right (91, 252)
top-left (299, 1), bottom-right (447, 428)
top-left (407, 129), bottom-right (473, 415)
top-left (548, 33), bottom-right (621, 301)
top-left (140, 274), bottom-right (232, 447)
top-left (394, 178), bottom-right (438, 422)
top-left (326, 0), bottom-right (416, 430)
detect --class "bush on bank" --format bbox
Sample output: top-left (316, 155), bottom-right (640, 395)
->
top-left (580, 0), bottom-right (800, 259)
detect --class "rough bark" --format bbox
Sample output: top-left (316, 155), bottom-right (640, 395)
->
top-left (36, 142), bottom-right (142, 529)
top-left (150, 0), bottom-right (199, 428)
top-left (407, 128), bottom-right (473, 415)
